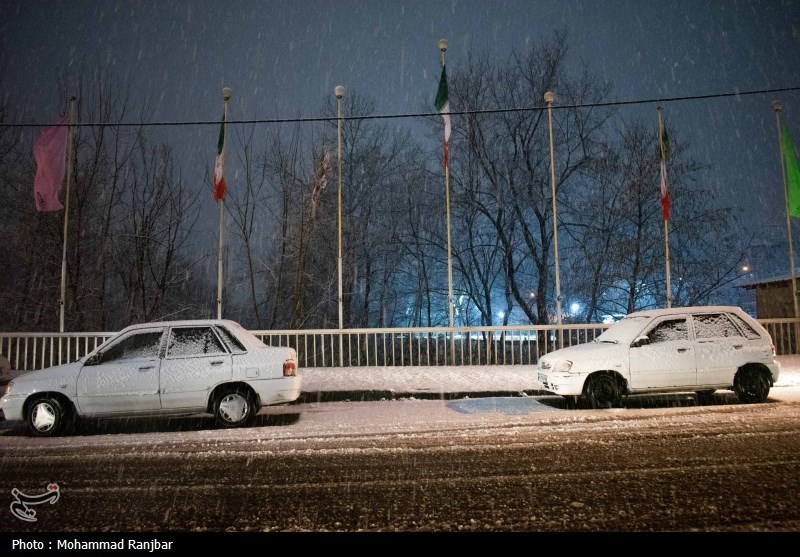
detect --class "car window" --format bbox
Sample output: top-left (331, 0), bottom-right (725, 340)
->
top-left (101, 332), bottom-right (163, 363)
top-left (726, 313), bottom-right (763, 340)
top-left (167, 327), bottom-right (227, 358)
top-left (216, 325), bottom-right (247, 354)
top-left (693, 313), bottom-right (743, 339)
top-left (647, 318), bottom-right (689, 344)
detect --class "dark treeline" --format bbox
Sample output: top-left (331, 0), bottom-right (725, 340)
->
top-left (0, 33), bottom-right (748, 332)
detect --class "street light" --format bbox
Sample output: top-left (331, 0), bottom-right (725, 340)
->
top-left (544, 91), bottom-right (562, 345)
top-left (335, 85), bottom-right (345, 367)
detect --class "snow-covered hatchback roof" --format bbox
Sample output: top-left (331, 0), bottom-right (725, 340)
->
top-left (623, 305), bottom-right (757, 320)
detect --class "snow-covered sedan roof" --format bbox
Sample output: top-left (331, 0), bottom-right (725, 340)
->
top-left (117, 319), bottom-right (268, 350)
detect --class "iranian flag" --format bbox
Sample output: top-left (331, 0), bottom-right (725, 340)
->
top-left (213, 112), bottom-right (227, 202)
top-left (659, 123), bottom-right (670, 221)
top-left (434, 64), bottom-right (451, 168)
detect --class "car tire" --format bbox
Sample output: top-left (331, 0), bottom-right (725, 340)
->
top-left (27, 396), bottom-right (70, 437)
top-left (695, 390), bottom-right (716, 405)
top-left (213, 386), bottom-right (256, 428)
top-left (582, 373), bottom-right (622, 409)
top-left (735, 369), bottom-right (770, 404)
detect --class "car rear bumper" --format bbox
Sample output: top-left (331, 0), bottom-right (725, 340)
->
top-left (769, 360), bottom-right (781, 383)
top-left (255, 376), bottom-right (302, 406)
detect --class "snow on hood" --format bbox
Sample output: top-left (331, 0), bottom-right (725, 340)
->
top-left (9, 361), bottom-right (82, 389)
top-left (540, 341), bottom-right (626, 372)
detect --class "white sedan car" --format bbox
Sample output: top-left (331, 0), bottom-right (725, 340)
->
top-left (537, 306), bottom-right (780, 409)
top-left (1, 320), bottom-right (301, 436)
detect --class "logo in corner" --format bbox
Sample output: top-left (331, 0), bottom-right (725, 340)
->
top-left (10, 483), bottom-right (60, 522)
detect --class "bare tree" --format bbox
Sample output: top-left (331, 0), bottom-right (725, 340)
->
top-left (225, 123), bottom-right (271, 328)
top-left (563, 119), bottom-right (747, 318)
top-left (109, 139), bottom-right (200, 327)
top-left (448, 31), bottom-right (613, 324)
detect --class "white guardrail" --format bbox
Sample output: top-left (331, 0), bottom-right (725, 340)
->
top-left (1, 319), bottom-right (798, 372)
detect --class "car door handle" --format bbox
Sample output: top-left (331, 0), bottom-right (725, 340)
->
top-left (210, 360), bottom-right (224, 366)
top-left (677, 348), bottom-right (690, 352)
top-left (733, 344), bottom-right (743, 349)
top-left (138, 365), bottom-right (154, 371)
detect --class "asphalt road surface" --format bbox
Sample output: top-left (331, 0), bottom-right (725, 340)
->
top-left (2, 389), bottom-right (800, 535)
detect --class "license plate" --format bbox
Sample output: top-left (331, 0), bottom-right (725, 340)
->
top-left (538, 373), bottom-right (547, 383)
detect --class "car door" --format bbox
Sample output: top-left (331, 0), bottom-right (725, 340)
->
top-left (628, 316), bottom-right (696, 389)
top-left (691, 312), bottom-right (747, 386)
top-left (77, 328), bottom-right (164, 415)
top-left (159, 325), bottom-right (233, 410)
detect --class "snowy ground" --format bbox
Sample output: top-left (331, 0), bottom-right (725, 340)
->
top-left (297, 355), bottom-right (800, 394)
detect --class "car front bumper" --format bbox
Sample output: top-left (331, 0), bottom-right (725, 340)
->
top-left (537, 370), bottom-right (585, 396)
top-left (0, 394), bottom-right (26, 422)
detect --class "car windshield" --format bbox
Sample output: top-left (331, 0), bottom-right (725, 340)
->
top-left (594, 315), bottom-right (651, 344)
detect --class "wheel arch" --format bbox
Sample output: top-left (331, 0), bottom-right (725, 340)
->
top-left (734, 362), bottom-right (774, 388)
top-left (23, 391), bottom-right (76, 419)
top-left (206, 381), bottom-right (259, 413)
top-left (583, 370), bottom-right (629, 395)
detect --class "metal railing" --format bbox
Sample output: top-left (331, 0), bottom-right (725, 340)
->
top-left (252, 324), bottom-right (607, 369)
top-left (759, 318), bottom-right (800, 357)
top-left (0, 333), bottom-right (114, 373)
top-left (1, 319), bottom-right (797, 373)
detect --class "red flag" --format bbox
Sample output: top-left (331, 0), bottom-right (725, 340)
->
top-left (33, 115), bottom-right (68, 212)
top-left (213, 113), bottom-right (227, 202)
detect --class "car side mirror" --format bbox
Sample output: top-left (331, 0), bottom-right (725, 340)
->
top-left (85, 353), bottom-right (102, 366)
top-left (631, 336), bottom-right (650, 348)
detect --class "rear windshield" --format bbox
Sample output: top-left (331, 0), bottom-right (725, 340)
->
top-left (219, 322), bottom-right (268, 350)
top-left (726, 312), bottom-right (763, 340)
top-left (216, 325), bottom-right (248, 353)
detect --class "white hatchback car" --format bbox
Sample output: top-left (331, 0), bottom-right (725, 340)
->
top-left (1, 320), bottom-right (301, 436)
top-left (536, 306), bottom-right (780, 409)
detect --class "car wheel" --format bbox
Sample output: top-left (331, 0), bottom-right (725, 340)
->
top-left (695, 390), bottom-right (716, 405)
top-left (583, 374), bottom-right (622, 409)
top-left (735, 369), bottom-right (770, 404)
top-left (27, 396), bottom-right (69, 437)
top-left (213, 387), bottom-right (256, 428)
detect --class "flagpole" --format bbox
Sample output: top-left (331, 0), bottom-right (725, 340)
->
top-left (59, 97), bottom-right (77, 333)
top-left (439, 39), bottom-right (456, 363)
top-left (335, 85), bottom-right (345, 368)
top-left (658, 107), bottom-right (672, 308)
top-left (544, 91), bottom-right (562, 347)
top-left (217, 87), bottom-right (231, 320)
top-left (773, 100), bottom-right (800, 320)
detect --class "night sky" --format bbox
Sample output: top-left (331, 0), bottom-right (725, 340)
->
top-left (2, 0), bottom-right (800, 277)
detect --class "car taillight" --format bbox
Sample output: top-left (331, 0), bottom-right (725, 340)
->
top-left (283, 360), bottom-right (297, 377)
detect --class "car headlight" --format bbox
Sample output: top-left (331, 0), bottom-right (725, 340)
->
top-left (3, 380), bottom-right (12, 396)
top-left (553, 360), bottom-right (573, 373)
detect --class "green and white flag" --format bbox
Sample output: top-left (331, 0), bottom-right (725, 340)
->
top-left (434, 64), bottom-right (450, 167)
